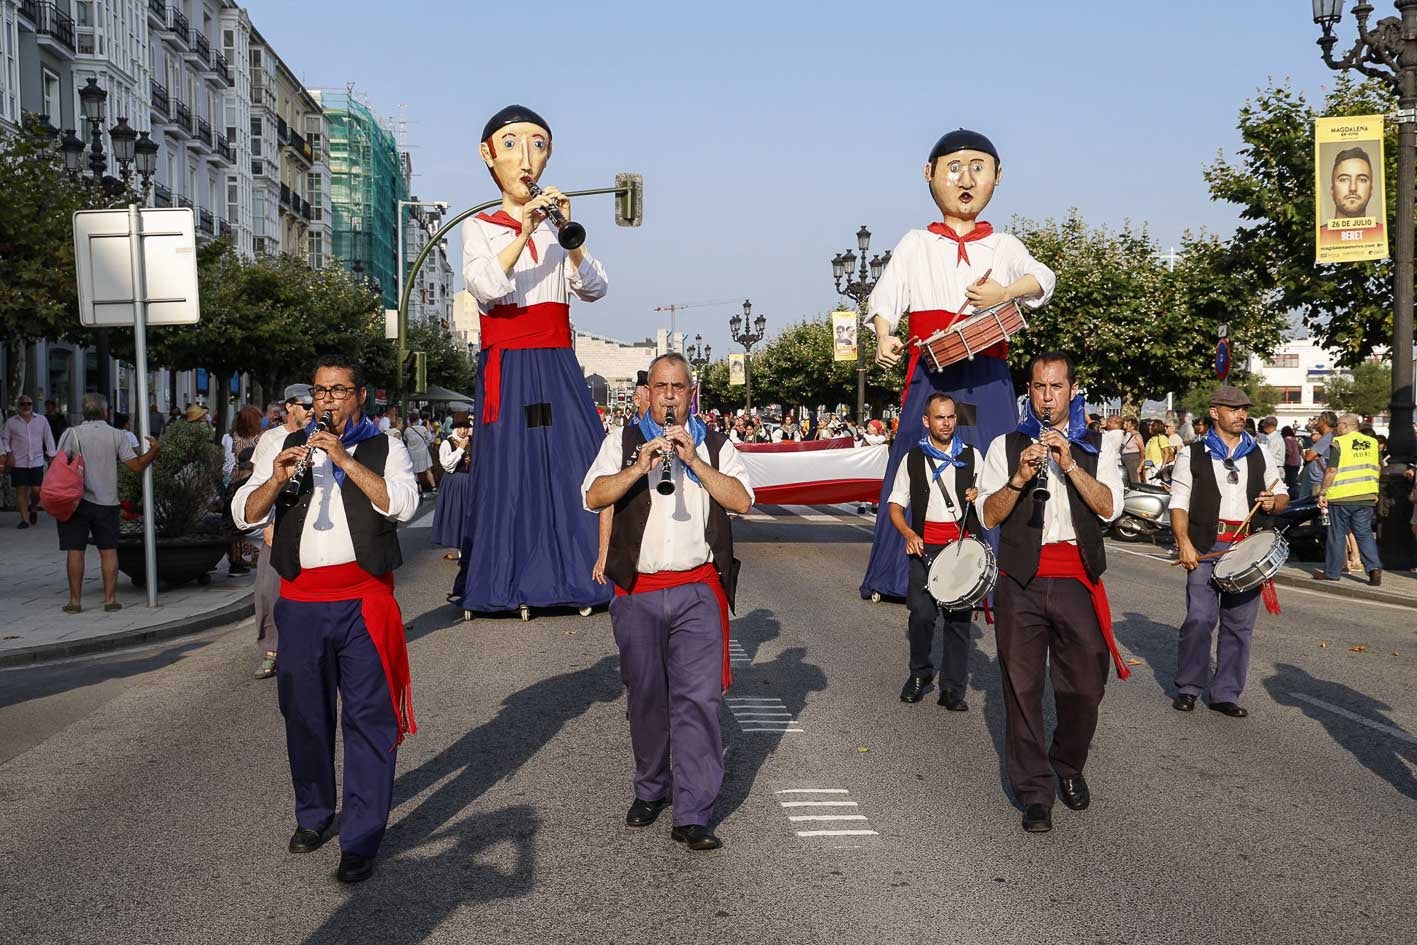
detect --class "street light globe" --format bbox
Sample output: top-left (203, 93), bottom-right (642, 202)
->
top-left (730, 313), bottom-right (743, 336)
top-left (1312, 0), bottom-right (1344, 27)
top-left (705, 345), bottom-right (712, 360)
top-left (842, 251), bottom-right (857, 275)
top-left (79, 77), bottom-right (107, 125)
top-left (831, 253), bottom-right (845, 280)
top-left (60, 129), bottom-right (85, 174)
top-left (856, 225), bottom-right (871, 253)
top-left (742, 299), bottom-right (752, 319)
top-left (109, 117), bottom-right (137, 166)
top-left (134, 132), bottom-right (159, 178)
top-left (754, 314), bottom-right (766, 336)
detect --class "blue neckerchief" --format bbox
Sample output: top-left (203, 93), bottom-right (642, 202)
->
top-left (309, 413), bottom-right (383, 488)
top-left (1204, 427), bottom-right (1257, 461)
top-left (639, 411), bottom-right (708, 485)
top-left (918, 435), bottom-right (964, 481)
top-left (1016, 393), bottom-right (1099, 454)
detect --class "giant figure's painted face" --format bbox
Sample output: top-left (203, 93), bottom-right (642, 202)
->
top-left (924, 149), bottom-right (1000, 221)
top-left (480, 121), bottom-right (552, 199)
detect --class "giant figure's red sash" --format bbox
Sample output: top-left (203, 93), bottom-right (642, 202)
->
top-left (478, 301), bottom-right (572, 424)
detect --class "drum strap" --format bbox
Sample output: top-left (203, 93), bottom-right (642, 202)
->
top-left (925, 456), bottom-right (967, 538)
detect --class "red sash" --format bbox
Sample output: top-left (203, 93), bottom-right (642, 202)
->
top-left (1032, 543), bottom-right (1130, 681)
top-left (902, 308), bottom-right (1009, 407)
top-left (479, 301), bottom-right (572, 424)
top-left (280, 562), bottom-right (417, 746)
top-left (922, 520), bottom-right (961, 545)
top-left (615, 562), bottom-right (732, 690)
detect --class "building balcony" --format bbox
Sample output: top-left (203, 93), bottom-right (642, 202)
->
top-left (188, 31), bottom-right (210, 67)
top-left (153, 182), bottom-right (172, 207)
top-left (211, 133), bottom-right (233, 165)
top-left (279, 183), bottom-right (291, 208)
top-left (18, 1), bottom-right (77, 58)
top-left (198, 208), bottom-right (214, 236)
top-left (171, 100), bottom-right (192, 137)
top-left (191, 117), bottom-right (212, 152)
top-left (150, 81), bottom-right (170, 116)
top-left (300, 198), bottom-right (311, 221)
top-left (276, 116), bottom-right (288, 144)
top-left (253, 236), bottom-right (271, 255)
top-left (175, 194), bottom-right (192, 210)
top-left (210, 49), bottom-right (231, 86)
top-left (284, 128), bottom-right (313, 166)
top-left (165, 9), bottom-right (189, 49)
top-left (250, 78), bottom-right (275, 113)
top-left (219, 219), bottom-right (232, 240)
top-left (148, 0), bottom-right (166, 28)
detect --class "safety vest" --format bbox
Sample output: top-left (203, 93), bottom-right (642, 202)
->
top-left (1326, 431), bottom-right (1381, 501)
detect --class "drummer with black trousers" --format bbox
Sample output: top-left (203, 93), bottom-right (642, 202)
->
top-left (1170, 385), bottom-right (1285, 718)
top-left (888, 393), bottom-right (980, 709)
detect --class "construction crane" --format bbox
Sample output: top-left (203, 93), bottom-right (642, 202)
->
top-left (653, 298), bottom-right (743, 351)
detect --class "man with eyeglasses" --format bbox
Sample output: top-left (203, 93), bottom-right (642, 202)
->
top-left (3, 396), bottom-right (57, 528)
top-left (1169, 385), bottom-right (1286, 719)
top-left (231, 356), bottom-right (419, 885)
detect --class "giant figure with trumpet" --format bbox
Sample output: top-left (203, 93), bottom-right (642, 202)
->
top-left (452, 104), bottom-right (612, 618)
top-left (583, 352), bottom-right (753, 852)
top-left (860, 129), bottom-right (1056, 601)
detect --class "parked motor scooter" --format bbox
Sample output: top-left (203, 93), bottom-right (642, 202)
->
top-left (1112, 463), bottom-right (1173, 542)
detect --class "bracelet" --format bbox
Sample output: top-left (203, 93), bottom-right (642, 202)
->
top-left (1005, 480), bottom-right (1024, 492)
top-left (1062, 463), bottom-right (1078, 475)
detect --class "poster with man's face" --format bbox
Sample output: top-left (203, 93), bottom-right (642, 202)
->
top-left (831, 311), bottom-right (857, 362)
top-left (1314, 115), bottom-right (1389, 264)
top-left (728, 353), bottom-right (746, 387)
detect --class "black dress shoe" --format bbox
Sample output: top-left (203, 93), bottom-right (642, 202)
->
top-left (670, 824), bottom-right (722, 851)
top-left (626, 797), bottom-right (670, 827)
top-left (288, 818), bottom-right (333, 854)
top-left (1021, 804), bottom-right (1052, 833)
top-left (1059, 774), bottom-right (1090, 811)
top-left (938, 690), bottom-right (969, 711)
top-left (335, 852), bottom-right (375, 884)
top-left (900, 673), bottom-right (932, 704)
top-left (1173, 693), bottom-right (1197, 712)
top-left (1209, 701), bottom-right (1248, 718)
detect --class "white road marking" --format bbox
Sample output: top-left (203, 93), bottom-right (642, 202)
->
top-left (787, 815), bottom-right (869, 822)
top-left (774, 789), bottom-right (851, 794)
top-left (779, 801), bottom-right (859, 808)
top-left (795, 829), bottom-right (879, 837)
top-left (726, 697), bottom-right (783, 703)
top-left (742, 728), bottom-right (804, 733)
top-left (782, 505), bottom-right (842, 523)
top-left (1291, 693), bottom-right (1417, 745)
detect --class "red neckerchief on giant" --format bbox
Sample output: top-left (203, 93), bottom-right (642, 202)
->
top-left (476, 210), bottom-right (538, 263)
top-left (927, 220), bottom-right (994, 266)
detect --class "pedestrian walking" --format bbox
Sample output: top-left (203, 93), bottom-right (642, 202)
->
top-left (1281, 425), bottom-right (1302, 497)
top-left (583, 353), bottom-right (754, 851)
top-left (224, 406), bottom-right (264, 576)
top-left (1312, 413), bottom-right (1384, 587)
top-left (45, 399), bottom-right (69, 442)
top-left (54, 394), bottom-right (160, 613)
top-left (4, 395), bottom-right (57, 528)
top-left (1119, 417), bottom-right (1144, 485)
top-left (431, 415), bottom-right (472, 559)
top-left (1144, 420), bottom-right (1171, 482)
top-left (403, 412), bottom-right (436, 495)
top-left (231, 355), bottom-right (419, 884)
top-left (1169, 386), bottom-right (1285, 719)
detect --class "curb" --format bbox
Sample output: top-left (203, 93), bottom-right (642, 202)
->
top-left (0, 594), bottom-right (255, 668)
top-left (1268, 570), bottom-right (1417, 610)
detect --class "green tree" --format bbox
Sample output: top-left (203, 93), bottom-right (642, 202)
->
top-left (1324, 361), bottom-right (1392, 416)
top-left (734, 317), bottom-right (900, 416)
top-left (1177, 374), bottom-right (1279, 420)
top-left (1204, 75), bottom-right (1398, 366)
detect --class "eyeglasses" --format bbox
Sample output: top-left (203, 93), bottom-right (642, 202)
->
top-left (284, 399), bottom-right (311, 408)
top-left (311, 385), bottom-right (355, 400)
top-left (17, 401), bottom-right (33, 407)
top-left (1222, 458), bottom-right (1239, 485)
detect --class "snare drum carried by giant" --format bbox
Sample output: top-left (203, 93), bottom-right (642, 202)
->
top-left (925, 537), bottom-right (998, 611)
top-left (1211, 530), bottom-right (1289, 594)
top-left (916, 299), bottom-right (1029, 373)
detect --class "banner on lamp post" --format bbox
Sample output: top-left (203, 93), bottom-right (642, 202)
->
top-left (831, 310), bottom-right (858, 362)
top-left (728, 353), bottom-right (746, 387)
top-left (1314, 114), bottom-right (1389, 264)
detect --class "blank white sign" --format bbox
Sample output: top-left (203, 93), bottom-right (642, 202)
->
top-left (74, 207), bottom-right (201, 327)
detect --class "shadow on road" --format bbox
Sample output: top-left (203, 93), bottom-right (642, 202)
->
top-left (1263, 662), bottom-right (1417, 802)
top-left (716, 608), bottom-right (827, 826)
top-left (0, 639), bottom-right (208, 710)
top-left (965, 620), bottom-right (1013, 804)
top-left (1111, 610), bottom-right (1179, 700)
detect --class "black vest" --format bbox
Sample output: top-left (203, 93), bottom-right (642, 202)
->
top-left (603, 426), bottom-right (740, 611)
top-left (270, 430), bottom-right (403, 581)
top-left (997, 432), bottom-right (1106, 585)
top-left (1185, 441), bottom-right (1265, 554)
top-left (905, 444), bottom-right (978, 540)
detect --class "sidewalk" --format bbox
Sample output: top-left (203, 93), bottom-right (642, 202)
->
top-left (0, 506), bottom-right (257, 665)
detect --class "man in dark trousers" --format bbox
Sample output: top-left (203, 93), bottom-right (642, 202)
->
top-left (583, 353), bottom-right (753, 851)
top-left (232, 354), bottom-right (419, 883)
top-left (887, 393), bottom-right (980, 708)
top-left (975, 352), bottom-right (1127, 833)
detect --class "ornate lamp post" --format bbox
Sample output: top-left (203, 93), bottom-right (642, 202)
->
top-left (686, 334), bottom-right (712, 371)
top-left (728, 298), bottom-right (766, 411)
top-left (832, 225), bottom-right (891, 425)
top-left (1313, 0), bottom-right (1417, 568)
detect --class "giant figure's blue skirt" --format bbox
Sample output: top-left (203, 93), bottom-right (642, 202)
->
top-left (859, 354), bottom-right (1019, 600)
top-left (453, 347), bottom-right (613, 613)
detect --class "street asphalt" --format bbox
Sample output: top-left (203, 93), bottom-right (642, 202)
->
top-left (2, 511), bottom-right (1415, 945)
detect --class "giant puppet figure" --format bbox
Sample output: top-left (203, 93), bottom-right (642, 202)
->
top-left (860, 129), bottom-right (1056, 600)
top-left (453, 105), bottom-right (612, 616)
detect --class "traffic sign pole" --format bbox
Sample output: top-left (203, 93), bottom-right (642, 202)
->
top-left (127, 203), bottom-right (158, 609)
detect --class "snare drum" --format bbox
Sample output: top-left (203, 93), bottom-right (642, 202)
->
top-left (917, 299), bottom-right (1029, 372)
top-left (925, 537), bottom-right (998, 611)
top-left (1211, 530), bottom-right (1289, 594)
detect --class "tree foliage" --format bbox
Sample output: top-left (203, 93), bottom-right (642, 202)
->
top-left (1205, 75), bottom-right (1398, 366)
top-left (1177, 373), bottom-right (1279, 420)
top-left (1324, 361), bottom-right (1392, 416)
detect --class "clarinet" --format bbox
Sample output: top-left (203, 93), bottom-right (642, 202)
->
top-left (656, 407), bottom-right (677, 496)
top-left (276, 411), bottom-right (334, 509)
top-left (522, 177), bottom-right (587, 250)
top-left (1032, 407), bottom-right (1053, 503)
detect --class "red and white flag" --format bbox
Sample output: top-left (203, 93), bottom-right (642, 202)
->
top-left (735, 437), bottom-right (887, 506)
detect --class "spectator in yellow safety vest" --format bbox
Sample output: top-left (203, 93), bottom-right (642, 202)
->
top-left (1312, 413), bottom-right (1383, 587)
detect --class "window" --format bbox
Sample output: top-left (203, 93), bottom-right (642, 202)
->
top-left (308, 231), bottom-right (324, 269)
top-left (41, 69), bottom-right (60, 124)
top-left (1311, 385), bottom-right (1326, 404)
top-left (1277, 387), bottom-right (1303, 404)
top-left (227, 178), bottom-right (239, 223)
top-left (1271, 353), bottom-right (1301, 368)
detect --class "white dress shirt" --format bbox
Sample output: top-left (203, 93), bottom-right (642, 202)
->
top-left (3, 413), bottom-right (56, 468)
top-left (461, 215), bottom-right (608, 311)
top-left (439, 438), bottom-right (467, 473)
top-left (581, 433), bottom-right (754, 574)
top-left (232, 424), bottom-right (420, 569)
top-left (867, 227), bottom-right (1056, 334)
top-left (1170, 440), bottom-right (1282, 522)
top-left (887, 443), bottom-right (977, 524)
top-left (975, 432), bottom-right (1124, 542)
top-left (1258, 432), bottom-right (1286, 473)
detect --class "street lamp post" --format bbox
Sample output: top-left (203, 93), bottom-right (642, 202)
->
top-left (396, 198), bottom-right (450, 411)
top-left (728, 299), bottom-right (766, 411)
top-left (1313, 0), bottom-right (1417, 569)
top-left (686, 334), bottom-right (712, 372)
top-left (832, 225), bottom-right (891, 425)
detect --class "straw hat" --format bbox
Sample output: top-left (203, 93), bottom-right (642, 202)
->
top-left (183, 404), bottom-right (209, 422)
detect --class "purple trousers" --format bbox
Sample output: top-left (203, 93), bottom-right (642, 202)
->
top-left (1175, 540), bottom-right (1260, 705)
top-left (610, 582), bottom-right (724, 828)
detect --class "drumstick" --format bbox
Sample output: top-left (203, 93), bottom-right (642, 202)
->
top-left (1169, 477), bottom-right (1284, 566)
top-left (958, 268), bottom-right (993, 317)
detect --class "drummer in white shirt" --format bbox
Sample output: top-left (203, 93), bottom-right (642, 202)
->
top-left (1169, 385), bottom-right (1285, 719)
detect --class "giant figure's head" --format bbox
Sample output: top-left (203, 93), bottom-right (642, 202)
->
top-left (924, 129), bottom-right (1001, 221)
top-left (479, 104), bottom-right (553, 201)
top-left (1330, 147), bottom-right (1374, 219)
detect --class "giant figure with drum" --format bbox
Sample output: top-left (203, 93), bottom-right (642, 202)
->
top-left (861, 129), bottom-right (1056, 601)
top-left (452, 104), bottom-right (612, 619)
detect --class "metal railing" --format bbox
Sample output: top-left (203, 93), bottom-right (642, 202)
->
top-left (219, 220), bottom-right (232, 239)
top-left (192, 32), bottom-right (210, 61)
top-left (276, 116), bottom-right (288, 144)
top-left (215, 133), bottom-right (233, 163)
top-left (280, 183), bottom-right (291, 207)
top-left (148, 0), bottom-right (165, 21)
top-left (196, 117), bottom-right (212, 147)
top-left (21, 1), bottom-right (76, 54)
top-left (198, 208), bottom-right (214, 235)
top-left (150, 82), bottom-right (169, 114)
top-left (173, 100), bottom-right (191, 133)
top-left (153, 183), bottom-right (172, 207)
top-left (300, 198), bottom-right (312, 220)
top-left (169, 9), bottom-right (188, 42)
top-left (212, 49), bottom-right (230, 85)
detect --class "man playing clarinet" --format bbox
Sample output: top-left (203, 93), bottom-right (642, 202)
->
top-left (233, 354), bottom-right (419, 883)
top-left (861, 129), bottom-right (1055, 601)
top-left (1170, 386), bottom-right (1285, 718)
top-left (975, 352), bottom-right (1126, 834)
top-left (888, 393), bottom-right (980, 709)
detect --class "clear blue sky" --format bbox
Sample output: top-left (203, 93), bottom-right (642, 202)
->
top-left (247, 0), bottom-right (1344, 357)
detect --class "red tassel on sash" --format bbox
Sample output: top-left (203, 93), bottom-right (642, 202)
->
top-left (616, 562), bottom-right (732, 690)
top-left (280, 562), bottom-right (417, 747)
top-left (1032, 543), bottom-right (1130, 681)
top-left (478, 301), bottom-right (572, 424)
